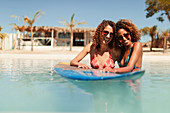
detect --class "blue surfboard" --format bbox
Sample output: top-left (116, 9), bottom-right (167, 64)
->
top-left (54, 64), bottom-right (145, 81)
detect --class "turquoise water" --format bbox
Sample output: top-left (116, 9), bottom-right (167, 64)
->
top-left (0, 58), bottom-right (170, 113)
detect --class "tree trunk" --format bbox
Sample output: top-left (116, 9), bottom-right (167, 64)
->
top-left (163, 36), bottom-right (167, 53)
top-left (19, 31), bottom-right (21, 50)
top-left (150, 36), bottom-right (153, 51)
top-left (19, 37), bottom-right (20, 50)
top-left (31, 27), bottom-right (33, 51)
top-left (0, 39), bottom-right (3, 50)
top-left (21, 29), bottom-right (25, 50)
top-left (70, 27), bottom-right (73, 51)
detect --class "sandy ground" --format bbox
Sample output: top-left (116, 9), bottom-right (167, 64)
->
top-left (0, 47), bottom-right (170, 62)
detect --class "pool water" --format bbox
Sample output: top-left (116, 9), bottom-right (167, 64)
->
top-left (0, 58), bottom-right (170, 113)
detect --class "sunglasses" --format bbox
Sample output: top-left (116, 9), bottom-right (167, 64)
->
top-left (102, 31), bottom-right (114, 37)
top-left (117, 33), bottom-right (130, 40)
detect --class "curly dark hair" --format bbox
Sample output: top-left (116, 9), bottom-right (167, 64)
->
top-left (116, 19), bottom-right (141, 42)
top-left (93, 20), bottom-right (116, 49)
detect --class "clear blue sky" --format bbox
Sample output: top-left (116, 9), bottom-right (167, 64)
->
top-left (0, 0), bottom-right (169, 42)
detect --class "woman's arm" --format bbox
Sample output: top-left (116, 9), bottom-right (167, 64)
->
top-left (105, 42), bottom-right (142, 73)
top-left (70, 42), bottom-right (92, 69)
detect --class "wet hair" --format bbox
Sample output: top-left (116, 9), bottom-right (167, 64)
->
top-left (92, 20), bottom-right (116, 49)
top-left (116, 19), bottom-right (141, 42)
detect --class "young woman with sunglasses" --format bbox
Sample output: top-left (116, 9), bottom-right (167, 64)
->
top-left (70, 20), bottom-right (121, 69)
top-left (104, 19), bottom-right (142, 73)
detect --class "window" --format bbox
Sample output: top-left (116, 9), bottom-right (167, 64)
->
top-left (58, 32), bottom-right (70, 38)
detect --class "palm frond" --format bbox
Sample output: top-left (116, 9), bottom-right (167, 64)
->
top-left (59, 17), bottom-right (69, 27)
top-left (161, 29), bottom-right (169, 36)
top-left (32, 10), bottom-right (44, 22)
top-left (59, 17), bottom-right (66, 21)
top-left (24, 17), bottom-right (33, 26)
top-left (140, 27), bottom-right (150, 35)
top-left (10, 23), bottom-right (17, 26)
top-left (150, 25), bottom-right (157, 37)
top-left (0, 26), bottom-right (3, 32)
top-left (71, 20), bottom-right (77, 25)
top-left (34, 10), bottom-right (41, 18)
top-left (0, 33), bottom-right (8, 39)
top-left (30, 10), bottom-right (44, 26)
top-left (74, 22), bottom-right (88, 26)
top-left (10, 15), bottom-right (23, 21)
top-left (71, 13), bottom-right (75, 22)
top-left (59, 21), bottom-right (69, 27)
top-left (10, 15), bottom-right (20, 18)
top-left (10, 23), bottom-right (17, 31)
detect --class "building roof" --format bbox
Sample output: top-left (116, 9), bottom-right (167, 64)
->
top-left (15, 26), bottom-right (96, 33)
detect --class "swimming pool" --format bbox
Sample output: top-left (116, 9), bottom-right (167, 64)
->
top-left (0, 58), bottom-right (169, 113)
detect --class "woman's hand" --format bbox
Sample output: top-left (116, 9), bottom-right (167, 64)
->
top-left (70, 43), bottom-right (92, 68)
top-left (78, 63), bottom-right (92, 69)
top-left (102, 68), bottom-right (117, 73)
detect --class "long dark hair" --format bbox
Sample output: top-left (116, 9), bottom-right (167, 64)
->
top-left (92, 20), bottom-right (116, 49)
top-left (116, 19), bottom-right (141, 43)
top-left (116, 19), bottom-right (141, 53)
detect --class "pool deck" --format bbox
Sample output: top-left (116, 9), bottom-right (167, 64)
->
top-left (0, 47), bottom-right (170, 62)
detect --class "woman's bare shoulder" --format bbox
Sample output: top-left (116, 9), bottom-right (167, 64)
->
top-left (132, 42), bottom-right (143, 53)
top-left (133, 42), bottom-right (142, 47)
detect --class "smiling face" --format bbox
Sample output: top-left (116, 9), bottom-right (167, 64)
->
top-left (117, 28), bottom-right (132, 47)
top-left (101, 25), bottom-right (114, 45)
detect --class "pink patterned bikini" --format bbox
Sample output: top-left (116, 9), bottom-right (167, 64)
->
top-left (91, 53), bottom-right (115, 69)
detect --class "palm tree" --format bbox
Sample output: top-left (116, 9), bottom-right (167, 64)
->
top-left (60, 13), bottom-right (87, 51)
top-left (141, 25), bottom-right (157, 51)
top-left (0, 26), bottom-right (8, 50)
top-left (11, 10), bottom-right (44, 51)
top-left (10, 23), bottom-right (25, 50)
top-left (161, 29), bottom-right (170, 53)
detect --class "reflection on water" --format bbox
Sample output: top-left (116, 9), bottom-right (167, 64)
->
top-left (0, 58), bottom-right (169, 113)
top-left (68, 79), bottom-right (142, 113)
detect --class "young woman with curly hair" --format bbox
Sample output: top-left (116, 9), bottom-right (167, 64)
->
top-left (104, 19), bottom-right (143, 73)
top-left (70, 20), bottom-right (121, 69)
